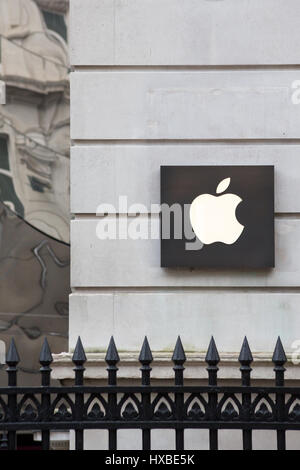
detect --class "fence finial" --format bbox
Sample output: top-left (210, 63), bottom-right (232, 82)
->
top-left (272, 337), bottom-right (287, 365)
top-left (205, 336), bottom-right (220, 365)
top-left (139, 337), bottom-right (152, 387)
top-left (239, 337), bottom-right (253, 365)
top-left (172, 336), bottom-right (186, 364)
top-left (105, 336), bottom-right (120, 365)
top-left (139, 336), bottom-right (153, 364)
top-left (39, 338), bottom-right (53, 366)
top-left (72, 337), bottom-right (86, 365)
top-left (6, 338), bottom-right (20, 365)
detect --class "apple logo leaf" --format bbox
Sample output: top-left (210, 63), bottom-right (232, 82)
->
top-left (216, 177), bottom-right (231, 194)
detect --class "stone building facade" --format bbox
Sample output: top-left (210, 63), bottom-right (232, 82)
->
top-left (57, 0), bottom-right (300, 450)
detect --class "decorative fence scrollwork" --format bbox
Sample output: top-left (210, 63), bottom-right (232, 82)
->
top-left (0, 335), bottom-right (298, 450)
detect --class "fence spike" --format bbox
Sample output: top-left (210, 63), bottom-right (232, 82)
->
top-left (139, 336), bottom-right (153, 364)
top-left (238, 337), bottom-right (253, 364)
top-left (72, 336), bottom-right (87, 365)
top-left (172, 336), bottom-right (186, 364)
top-left (139, 337), bottom-right (152, 388)
top-left (205, 336), bottom-right (220, 365)
top-left (272, 337), bottom-right (287, 365)
top-left (6, 338), bottom-right (20, 365)
top-left (105, 336), bottom-right (120, 365)
top-left (39, 338), bottom-right (53, 366)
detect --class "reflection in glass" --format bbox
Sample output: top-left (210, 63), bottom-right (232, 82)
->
top-left (0, 202), bottom-right (70, 386)
top-left (0, 0), bottom-right (70, 243)
top-left (0, 0), bottom-right (70, 385)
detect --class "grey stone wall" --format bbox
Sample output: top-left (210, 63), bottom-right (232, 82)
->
top-left (69, 0), bottom-right (300, 358)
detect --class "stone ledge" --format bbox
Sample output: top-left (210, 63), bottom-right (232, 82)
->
top-left (52, 352), bottom-right (300, 382)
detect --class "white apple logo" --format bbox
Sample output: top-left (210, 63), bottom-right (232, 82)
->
top-left (189, 177), bottom-right (244, 245)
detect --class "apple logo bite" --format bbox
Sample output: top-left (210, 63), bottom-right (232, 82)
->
top-left (189, 177), bottom-right (244, 245)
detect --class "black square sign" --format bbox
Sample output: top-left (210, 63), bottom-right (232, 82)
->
top-left (160, 166), bottom-right (274, 268)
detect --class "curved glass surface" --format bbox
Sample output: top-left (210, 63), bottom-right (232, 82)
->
top-left (0, 0), bottom-right (70, 244)
top-left (0, 202), bottom-right (70, 386)
top-left (0, 0), bottom-right (70, 385)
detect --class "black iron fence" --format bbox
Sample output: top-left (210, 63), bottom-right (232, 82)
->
top-left (0, 335), bottom-right (299, 450)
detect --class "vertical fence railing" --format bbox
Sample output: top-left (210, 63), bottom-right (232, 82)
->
top-left (273, 337), bottom-right (287, 451)
top-left (239, 337), bottom-right (253, 450)
top-left (6, 338), bottom-right (19, 451)
top-left (106, 337), bottom-right (119, 451)
top-left (139, 337), bottom-right (152, 450)
top-left (0, 334), bottom-right (299, 451)
top-left (39, 338), bottom-right (53, 451)
top-left (173, 337), bottom-right (186, 450)
top-left (206, 337), bottom-right (220, 450)
top-left (73, 337), bottom-right (86, 451)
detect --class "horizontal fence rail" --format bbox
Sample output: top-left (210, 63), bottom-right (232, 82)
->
top-left (0, 335), bottom-right (299, 450)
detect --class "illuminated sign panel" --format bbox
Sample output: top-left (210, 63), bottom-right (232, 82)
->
top-left (161, 166), bottom-right (274, 268)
